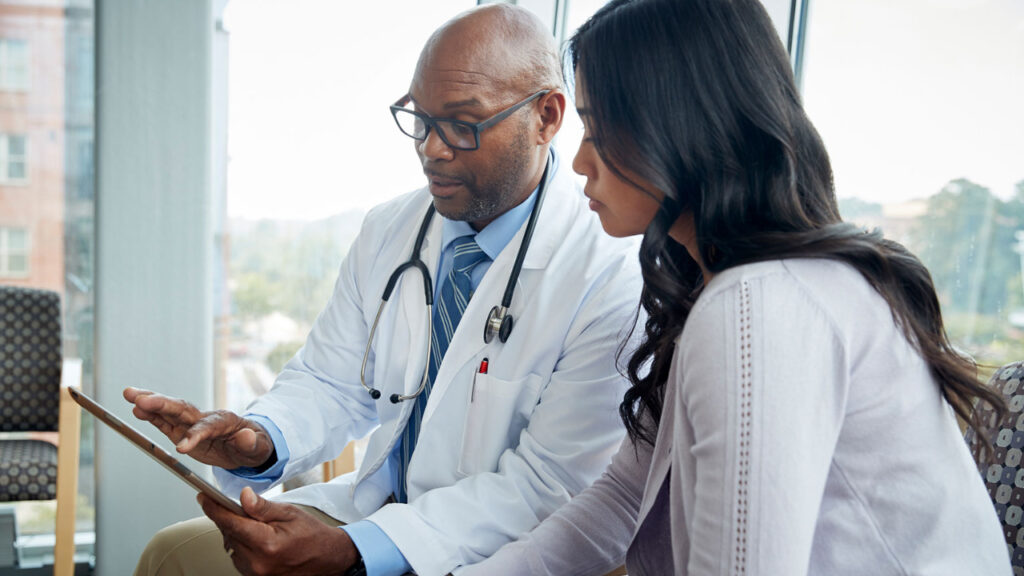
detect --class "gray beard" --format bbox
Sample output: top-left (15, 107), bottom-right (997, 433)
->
top-left (437, 126), bottom-right (532, 225)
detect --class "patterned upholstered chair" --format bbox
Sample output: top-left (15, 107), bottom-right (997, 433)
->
top-left (968, 361), bottom-right (1024, 573)
top-left (0, 285), bottom-right (81, 576)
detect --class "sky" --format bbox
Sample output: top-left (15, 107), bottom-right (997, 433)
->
top-left (223, 0), bottom-right (1024, 221)
top-left (222, 0), bottom-right (472, 220)
top-left (801, 0), bottom-right (1024, 205)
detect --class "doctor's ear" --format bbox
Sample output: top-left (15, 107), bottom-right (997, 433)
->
top-left (535, 91), bottom-right (565, 145)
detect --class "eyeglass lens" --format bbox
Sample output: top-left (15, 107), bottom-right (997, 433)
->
top-left (393, 110), bottom-right (477, 150)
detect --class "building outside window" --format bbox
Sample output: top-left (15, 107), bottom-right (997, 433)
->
top-left (0, 0), bottom-right (95, 569)
top-left (0, 37), bottom-right (29, 90)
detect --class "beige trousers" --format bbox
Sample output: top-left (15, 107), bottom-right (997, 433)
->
top-left (133, 505), bottom-right (339, 576)
top-left (133, 506), bottom-right (627, 576)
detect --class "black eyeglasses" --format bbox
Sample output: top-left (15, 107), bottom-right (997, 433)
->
top-left (390, 90), bottom-right (550, 151)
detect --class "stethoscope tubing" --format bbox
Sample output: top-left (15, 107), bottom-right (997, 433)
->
top-left (360, 157), bottom-right (551, 402)
top-left (361, 205), bottom-right (437, 403)
top-left (499, 161), bottom-right (549, 309)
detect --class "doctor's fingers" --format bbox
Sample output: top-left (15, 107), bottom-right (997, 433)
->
top-left (238, 487), bottom-right (296, 524)
top-left (220, 535), bottom-right (260, 576)
top-left (128, 390), bottom-right (204, 424)
top-left (122, 386), bottom-right (154, 403)
top-left (200, 493), bottom-right (276, 544)
top-left (129, 410), bottom-right (194, 445)
top-left (176, 410), bottom-right (252, 452)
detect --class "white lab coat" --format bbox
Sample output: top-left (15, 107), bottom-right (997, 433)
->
top-left (216, 162), bottom-right (642, 575)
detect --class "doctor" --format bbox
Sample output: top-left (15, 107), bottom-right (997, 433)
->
top-left (128, 4), bottom-right (641, 576)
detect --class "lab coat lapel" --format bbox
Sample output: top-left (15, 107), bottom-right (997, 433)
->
top-left (353, 196), bottom-right (438, 486)
top-left (518, 158), bottom-right (574, 271)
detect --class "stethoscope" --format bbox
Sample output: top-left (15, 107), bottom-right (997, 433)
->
top-left (360, 159), bottom-right (551, 404)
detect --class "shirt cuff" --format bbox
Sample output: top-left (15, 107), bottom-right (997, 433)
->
top-left (341, 520), bottom-right (413, 576)
top-left (226, 414), bottom-right (290, 483)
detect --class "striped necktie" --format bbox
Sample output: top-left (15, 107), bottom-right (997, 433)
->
top-left (396, 235), bottom-right (488, 502)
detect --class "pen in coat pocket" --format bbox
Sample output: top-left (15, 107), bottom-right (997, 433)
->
top-left (472, 358), bottom-right (488, 402)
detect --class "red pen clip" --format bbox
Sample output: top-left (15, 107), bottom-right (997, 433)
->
top-left (478, 358), bottom-right (489, 374)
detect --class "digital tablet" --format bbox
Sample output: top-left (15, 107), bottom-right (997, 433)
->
top-left (68, 387), bottom-right (247, 516)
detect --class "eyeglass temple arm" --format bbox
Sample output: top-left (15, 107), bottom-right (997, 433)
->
top-left (475, 90), bottom-right (551, 132)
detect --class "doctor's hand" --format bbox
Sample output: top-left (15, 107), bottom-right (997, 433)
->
top-left (200, 487), bottom-right (359, 576)
top-left (123, 387), bottom-right (275, 470)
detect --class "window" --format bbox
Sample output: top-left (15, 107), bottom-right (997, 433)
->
top-left (0, 133), bottom-right (26, 182)
top-left (0, 37), bottom-right (29, 90)
top-left (0, 226), bottom-right (28, 276)
top-left (799, 0), bottom-right (1024, 374)
top-left (552, 0), bottom-right (612, 172)
top-left (0, 0), bottom-right (95, 566)
top-left (218, 0), bottom-right (477, 414)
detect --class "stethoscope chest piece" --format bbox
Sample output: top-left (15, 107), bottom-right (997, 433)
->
top-left (484, 305), bottom-right (514, 344)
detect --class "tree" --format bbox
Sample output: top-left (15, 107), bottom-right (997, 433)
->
top-left (228, 210), bottom-right (364, 325)
top-left (910, 178), bottom-right (1024, 346)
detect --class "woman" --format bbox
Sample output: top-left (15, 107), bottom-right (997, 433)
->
top-left (463, 0), bottom-right (1010, 574)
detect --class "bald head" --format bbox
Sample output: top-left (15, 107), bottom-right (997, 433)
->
top-left (416, 4), bottom-right (563, 97)
top-left (404, 4), bottom-right (567, 230)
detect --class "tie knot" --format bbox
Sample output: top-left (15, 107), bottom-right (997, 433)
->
top-left (451, 236), bottom-right (488, 274)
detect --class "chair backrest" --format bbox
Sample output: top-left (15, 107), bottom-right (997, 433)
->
top-left (0, 285), bottom-right (62, 432)
top-left (968, 361), bottom-right (1024, 569)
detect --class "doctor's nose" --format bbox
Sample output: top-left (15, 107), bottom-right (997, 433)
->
top-left (418, 128), bottom-right (455, 162)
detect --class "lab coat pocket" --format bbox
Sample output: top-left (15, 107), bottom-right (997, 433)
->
top-left (458, 372), bottom-right (542, 476)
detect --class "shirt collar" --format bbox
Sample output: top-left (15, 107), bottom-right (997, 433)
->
top-left (439, 149), bottom-right (557, 261)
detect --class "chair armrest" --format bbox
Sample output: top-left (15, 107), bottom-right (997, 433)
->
top-left (55, 358), bottom-right (83, 576)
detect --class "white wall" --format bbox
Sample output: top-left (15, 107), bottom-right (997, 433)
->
top-left (94, 1), bottom-right (215, 573)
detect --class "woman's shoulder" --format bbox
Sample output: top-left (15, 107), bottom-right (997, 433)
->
top-left (701, 258), bottom-right (875, 304)
top-left (691, 258), bottom-right (889, 338)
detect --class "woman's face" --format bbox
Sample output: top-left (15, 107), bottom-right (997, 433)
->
top-left (572, 73), bottom-right (662, 238)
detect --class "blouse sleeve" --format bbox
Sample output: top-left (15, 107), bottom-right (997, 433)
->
top-left (459, 432), bottom-right (651, 576)
top-left (676, 274), bottom-right (849, 575)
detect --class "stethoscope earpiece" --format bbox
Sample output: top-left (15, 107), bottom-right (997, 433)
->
top-left (369, 389), bottom-right (382, 400)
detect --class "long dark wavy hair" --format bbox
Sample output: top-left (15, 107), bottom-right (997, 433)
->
top-left (569, 0), bottom-right (1005, 459)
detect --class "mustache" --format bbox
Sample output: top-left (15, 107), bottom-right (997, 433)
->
top-left (423, 168), bottom-right (470, 185)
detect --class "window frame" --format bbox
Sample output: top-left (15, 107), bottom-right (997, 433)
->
top-left (0, 226), bottom-right (30, 278)
top-left (0, 37), bottom-right (31, 92)
top-left (0, 133), bottom-right (28, 184)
